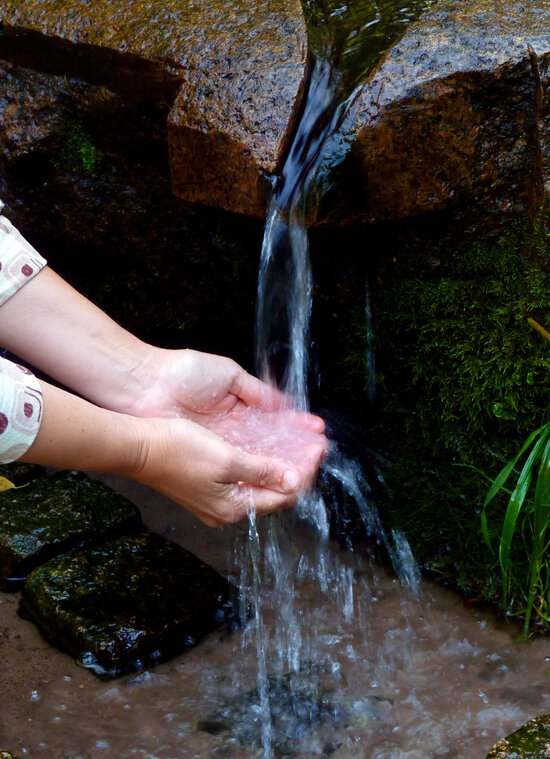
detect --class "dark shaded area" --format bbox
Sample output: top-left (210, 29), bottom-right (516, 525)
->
top-left (20, 532), bottom-right (246, 678)
top-left (0, 61), bottom-right (263, 370)
top-left (0, 462), bottom-right (45, 487)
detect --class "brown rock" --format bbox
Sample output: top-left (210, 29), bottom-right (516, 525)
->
top-left (319, 0), bottom-right (550, 225)
top-left (0, 0), bottom-right (308, 217)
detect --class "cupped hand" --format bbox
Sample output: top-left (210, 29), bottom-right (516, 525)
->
top-left (129, 416), bottom-right (326, 527)
top-left (126, 347), bottom-right (325, 433)
top-left (203, 405), bottom-right (329, 488)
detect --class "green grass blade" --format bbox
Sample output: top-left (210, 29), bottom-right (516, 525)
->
top-left (498, 433), bottom-right (548, 593)
top-left (480, 426), bottom-right (543, 552)
top-left (484, 427), bottom-right (542, 509)
top-left (533, 432), bottom-right (550, 541)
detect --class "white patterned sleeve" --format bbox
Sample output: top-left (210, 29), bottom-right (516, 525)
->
top-left (0, 212), bottom-right (47, 305)
top-left (0, 357), bottom-right (43, 463)
top-left (0, 205), bottom-right (47, 461)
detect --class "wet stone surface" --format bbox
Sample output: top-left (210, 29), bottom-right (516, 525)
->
top-left (0, 0), bottom-right (308, 216)
top-left (0, 471), bottom-right (142, 588)
top-left (20, 531), bottom-right (245, 678)
top-left (487, 715), bottom-right (550, 758)
top-left (320, 0), bottom-right (550, 226)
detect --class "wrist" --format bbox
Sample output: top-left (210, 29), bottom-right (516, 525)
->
top-left (19, 379), bottom-right (148, 479)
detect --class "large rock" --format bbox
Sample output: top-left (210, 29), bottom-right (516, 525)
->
top-left (486, 715), bottom-right (550, 758)
top-left (20, 531), bottom-right (245, 678)
top-left (319, 0), bottom-right (550, 225)
top-left (0, 0), bottom-right (308, 217)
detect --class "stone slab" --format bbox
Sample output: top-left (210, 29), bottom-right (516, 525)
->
top-left (0, 471), bottom-right (142, 587)
top-left (486, 714), bottom-right (550, 758)
top-left (20, 531), bottom-right (245, 678)
top-left (320, 0), bottom-right (550, 225)
top-left (0, 0), bottom-right (308, 217)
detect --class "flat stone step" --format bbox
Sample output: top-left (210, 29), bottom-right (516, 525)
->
top-left (0, 470), bottom-right (142, 589)
top-left (20, 531), bottom-right (246, 678)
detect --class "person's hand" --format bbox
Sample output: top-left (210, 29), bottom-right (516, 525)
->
top-left (129, 416), bottom-right (326, 526)
top-left (19, 378), bottom-right (327, 527)
top-left (124, 347), bottom-right (325, 432)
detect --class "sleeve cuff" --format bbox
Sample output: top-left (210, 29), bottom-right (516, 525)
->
top-left (0, 215), bottom-right (48, 307)
top-left (0, 357), bottom-right (43, 464)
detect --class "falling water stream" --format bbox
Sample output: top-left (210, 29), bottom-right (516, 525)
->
top-left (242, 3), bottom-right (436, 755)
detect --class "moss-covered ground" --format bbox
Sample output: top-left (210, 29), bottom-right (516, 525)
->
top-left (368, 212), bottom-right (550, 628)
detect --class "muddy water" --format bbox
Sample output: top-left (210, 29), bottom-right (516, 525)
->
top-left (1, 475), bottom-right (549, 759)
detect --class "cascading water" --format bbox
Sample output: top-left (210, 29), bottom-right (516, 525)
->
top-left (239, 4), bottom-right (429, 755)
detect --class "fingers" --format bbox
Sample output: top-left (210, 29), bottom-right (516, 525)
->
top-left (231, 369), bottom-right (288, 411)
top-left (229, 451), bottom-right (301, 494)
top-left (232, 370), bottom-right (326, 434)
top-left (264, 408), bottom-right (326, 434)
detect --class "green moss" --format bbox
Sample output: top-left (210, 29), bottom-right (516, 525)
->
top-left (371, 213), bottom-right (550, 620)
top-left (55, 119), bottom-right (105, 179)
top-left (486, 715), bottom-right (550, 758)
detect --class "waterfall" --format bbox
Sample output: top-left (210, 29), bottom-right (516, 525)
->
top-left (240, 5), bottom-right (428, 756)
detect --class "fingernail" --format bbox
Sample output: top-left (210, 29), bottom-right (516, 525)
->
top-left (282, 469), bottom-right (299, 492)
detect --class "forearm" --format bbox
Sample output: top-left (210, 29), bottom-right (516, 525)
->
top-left (19, 379), bottom-right (310, 528)
top-left (0, 266), bottom-right (157, 411)
top-left (19, 378), bottom-right (141, 476)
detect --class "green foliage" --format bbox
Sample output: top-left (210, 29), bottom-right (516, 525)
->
top-left (480, 420), bottom-right (550, 636)
top-left (371, 213), bottom-right (550, 627)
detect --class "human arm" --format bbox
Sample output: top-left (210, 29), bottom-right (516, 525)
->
top-left (0, 216), bottom-right (327, 516)
top-left (0, 266), bottom-right (324, 432)
top-left (18, 377), bottom-right (316, 527)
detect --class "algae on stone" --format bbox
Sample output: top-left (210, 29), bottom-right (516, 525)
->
top-left (20, 532), bottom-right (245, 678)
top-left (486, 714), bottom-right (550, 758)
top-left (0, 471), bottom-right (142, 587)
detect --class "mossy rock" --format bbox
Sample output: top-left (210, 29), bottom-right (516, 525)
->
top-left (486, 715), bottom-right (550, 757)
top-left (0, 471), bottom-right (142, 588)
top-left (20, 531), bottom-right (246, 678)
top-left (0, 462), bottom-right (45, 487)
top-left (0, 751), bottom-right (19, 759)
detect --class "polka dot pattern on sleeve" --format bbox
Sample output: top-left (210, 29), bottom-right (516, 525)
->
top-left (0, 356), bottom-right (43, 463)
top-left (0, 215), bottom-right (47, 306)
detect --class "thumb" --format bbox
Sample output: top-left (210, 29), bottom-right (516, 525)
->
top-left (231, 453), bottom-right (300, 494)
